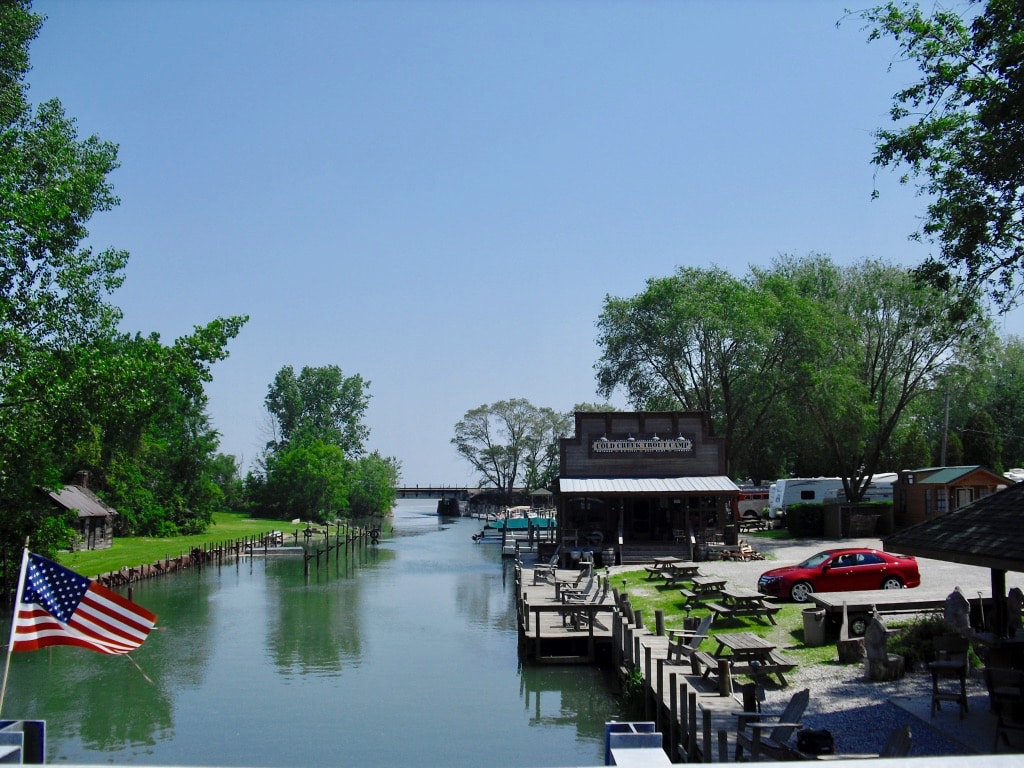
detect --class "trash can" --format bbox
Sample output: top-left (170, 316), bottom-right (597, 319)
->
top-left (723, 524), bottom-right (738, 546)
top-left (601, 547), bottom-right (617, 567)
top-left (803, 608), bottom-right (827, 647)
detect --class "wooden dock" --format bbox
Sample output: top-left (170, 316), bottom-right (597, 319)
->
top-left (515, 562), bottom-right (756, 762)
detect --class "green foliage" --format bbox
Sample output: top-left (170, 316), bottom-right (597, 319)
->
top-left (861, 0), bottom-right (1024, 309)
top-left (348, 452), bottom-right (401, 518)
top-left (265, 364), bottom-right (370, 455)
top-left (784, 504), bottom-right (825, 538)
top-left (452, 399), bottom-right (570, 498)
top-left (251, 365), bottom-right (399, 520)
top-left (260, 441), bottom-right (351, 522)
top-left (0, 5), bottom-right (247, 558)
top-left (595, 265), bottom-right (797, 479)
top-left (962, 409), bottom-right (1002, 470)
top-left (620, 665), bottom-right (646, 717)
top-left (886, 615), bottom-right (981, 671)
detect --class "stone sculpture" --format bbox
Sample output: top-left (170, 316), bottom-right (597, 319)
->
top-left (864, 612), bottom-right (905, 681)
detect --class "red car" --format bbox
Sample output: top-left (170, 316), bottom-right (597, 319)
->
top-left (757, 548), bottom-right (920, 603)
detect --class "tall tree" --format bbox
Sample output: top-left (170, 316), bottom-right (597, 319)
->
top-left (264, 365), bottom-right (370, 455)
top-left (251, 363), bottom-right (396, 521)
top-left (0, 1), bottom-right (130, 554)
top-left (520, 407), bottom-right (572, 492)
top-left (0, 3), bottom-right (248, 548)
top-left (594, 265), bottom-right (803, 478)
top-left (862, 0), bottom-right (1024, 309)
top-left (452, 399), bottom-right (568, 499)
top-left (777, 254), bottom-right (993, 500)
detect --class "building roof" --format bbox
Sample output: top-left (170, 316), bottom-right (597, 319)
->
top-left (558, 476), bottom-right (740, 495)
top-left (883, 480), bottom-right (1024, 573)
top-left (914, 465), bottom-right (1001, 485)
top-left (47, 484), bottom-right (117, 519)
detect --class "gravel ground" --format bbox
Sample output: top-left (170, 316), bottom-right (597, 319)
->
top-left (610, 535), bottom-right (1017, 756)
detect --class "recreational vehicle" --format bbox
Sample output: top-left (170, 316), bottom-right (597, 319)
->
top-left (767, 473), bottom-right (896, 518)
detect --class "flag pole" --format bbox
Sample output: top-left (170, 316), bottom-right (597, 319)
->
top-left (0, 543), bottom-right (30, 719)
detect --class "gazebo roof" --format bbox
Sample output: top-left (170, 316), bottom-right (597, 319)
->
top-left (883, 480), bottom-right (1024, 573)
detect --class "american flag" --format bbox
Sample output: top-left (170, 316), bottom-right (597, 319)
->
top-left (10, 551), bottom-right (157, 655)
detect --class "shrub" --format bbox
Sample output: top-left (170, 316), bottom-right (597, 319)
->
top-left (887, 615), bottom-right (980, 671)
top-left (785, 504), bottom-right (825, 537)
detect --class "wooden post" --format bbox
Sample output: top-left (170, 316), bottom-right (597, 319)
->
top-left (655, 609), bottom-right (665, 636)
top-left (718, 658), bottom-right (732, 696)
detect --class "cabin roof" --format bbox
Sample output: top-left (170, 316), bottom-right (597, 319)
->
top-left (47, 485), bottom-right (117, 519)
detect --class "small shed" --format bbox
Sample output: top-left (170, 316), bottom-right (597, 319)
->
top-left (892, 464), bottom-right (1008, 529)
top-left (47, 472), bottom-right (116, 550)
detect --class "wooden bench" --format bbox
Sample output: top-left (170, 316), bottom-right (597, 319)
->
top-left (691, 651), bottom-right (722, 678)
top-left (707, 601), bottom-right (783, 625)
top-left (679, 587), bottom-right (719, 609)
top-left (661, 569), bottom-right (697, 586)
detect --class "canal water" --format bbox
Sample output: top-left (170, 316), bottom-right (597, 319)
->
top-left (2, 499), bottom-right (626, 766)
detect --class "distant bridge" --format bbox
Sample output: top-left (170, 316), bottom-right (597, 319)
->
top-left (394, 486), bottom-right (531, 500)
top-left (394, 486), bottom-right (475, 500)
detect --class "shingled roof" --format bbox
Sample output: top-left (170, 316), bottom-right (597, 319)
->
top-left (883, 480), bottom-right (1024, 574)
top-left (47, 484), bottom-right (117, 519)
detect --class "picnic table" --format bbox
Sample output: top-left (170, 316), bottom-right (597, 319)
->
top-left (660, 564), bottom-right (702, 586)
top-left (680, 575), bottom-right (728, 609)
top-left (706, 587), bottom-right (782, 625)
top-left (694, 631), bottom-right (796, 687)
top-left (739, 518), bottom-right (768, 532)
top-left (645, 556), bottom-right (686, 579)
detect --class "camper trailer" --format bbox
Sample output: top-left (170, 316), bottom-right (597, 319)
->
top-left (768, 477), bottom-right (844, 518)
top-left (768, 473), bottom-right (897, 518)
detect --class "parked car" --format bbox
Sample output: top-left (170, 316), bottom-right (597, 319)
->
top-left (756, 548), bottom-right (920, 603)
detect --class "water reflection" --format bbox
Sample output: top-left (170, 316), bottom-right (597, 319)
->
top-left (2, 500), bottom-right (625, 767)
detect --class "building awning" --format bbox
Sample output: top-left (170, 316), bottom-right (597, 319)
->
top-left (559, 476), bottom-right (740, 495)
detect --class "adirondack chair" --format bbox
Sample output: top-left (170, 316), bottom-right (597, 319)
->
top-left (532, 546), bottom-right (561, 584)
top-left (665, 614), bottom-right (713, 667)
top-left (562, 576), bottom-right (608, 630)
top-left (734, 687), bottom-right (810, 761)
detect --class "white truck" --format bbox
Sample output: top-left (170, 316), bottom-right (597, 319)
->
top-left (768, 473), bottom-right (896, 518)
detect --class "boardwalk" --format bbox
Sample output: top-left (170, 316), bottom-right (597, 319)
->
top-left (516, 562), bottom-right (754, 762)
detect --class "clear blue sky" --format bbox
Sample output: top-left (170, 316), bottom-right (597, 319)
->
top-left (28, 0), bottom-right (1024, 487)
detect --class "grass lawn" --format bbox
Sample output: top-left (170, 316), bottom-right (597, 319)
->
top-left (59, 513), bottom-right (309, 577)
top-left (615, 568), bottom-right (837, 669)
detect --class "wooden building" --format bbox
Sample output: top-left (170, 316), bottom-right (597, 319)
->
top-left (47, 471), bottom-right (117, 550)
top-left (893, 465), bottom-right (1009, 529)
top-left (556, 411), bottom-right (738, 563)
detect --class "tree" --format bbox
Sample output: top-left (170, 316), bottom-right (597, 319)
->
top-left (776, 254), bottom-right (993, 500)
top-left (250, 363), bottom-right (397, 520)
top-left (520, 407), bottom-right (572, 491)
top-left (984, 336), bottom-right (1024, 467)
top-left (348, 452), bottom-right (401, 517)
top-left (261, 441), bottom-right (351, 522)
top-left (452, 399), bottom-right (569, 499)
top-left (862, 0), bottom-right (1024, 309)
top-left (961, 409), bottom-right (1002, 469)
top-left (594, 265), bottom-right (807, 478)
top-left (264, 365), bottom-right (370, 455)
top-left (0, 1), bottom-right (130, 554)
top-left (0, 2), bottom-right (248, 550)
